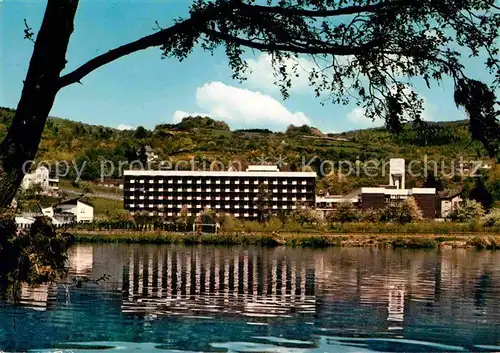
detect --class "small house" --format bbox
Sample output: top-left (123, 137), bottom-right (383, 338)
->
top-left (55, 198), bottom-right (94, 223)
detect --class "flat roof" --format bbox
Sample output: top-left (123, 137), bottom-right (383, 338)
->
top-left (124, 170), bottom-right (317, 178)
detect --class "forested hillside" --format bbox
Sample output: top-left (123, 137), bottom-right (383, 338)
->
top-left (0, 106), bottom-right (495, 195)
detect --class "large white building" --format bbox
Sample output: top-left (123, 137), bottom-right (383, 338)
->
top-left (123, 165), bottom-right (317, 219)
top-left (21, 166), bottom-right (59, 192)
top-left (55, 198), bottom-right (94, 223)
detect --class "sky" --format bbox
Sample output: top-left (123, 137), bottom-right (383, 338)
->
top-left (0, 0), bottom-right (489, 133)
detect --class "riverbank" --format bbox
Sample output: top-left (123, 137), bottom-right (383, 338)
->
top-left (70, 230), bottom-right (500, 249)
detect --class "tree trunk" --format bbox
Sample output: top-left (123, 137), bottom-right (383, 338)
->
top-left (0, 0), bottom-right (79, 208)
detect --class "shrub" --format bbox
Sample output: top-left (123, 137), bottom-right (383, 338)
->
top-left (327, 202), bottom-right (361, 223)
top-left (449, 199), bottom-right (485, 222)
top-left (379, 197), bottom-right (423, 224)
top-left (361, 208), bottom-right (381, 223)
top-left (480, 208), bottom-right (500, 227)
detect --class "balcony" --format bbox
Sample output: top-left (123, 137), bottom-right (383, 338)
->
top-left (244, 188), bottom-right (250, 192)
top-left (205, 196), bottom-right (211, 200)
top-left (187, 188), bottom-right (192, 192)
top-left (282, 181), bottom-right (288, 185)
top-left (302, 189), bottom-right (307, 193)
top-left (244, 205), bottom-right (249, 209)
top-left (234, 213), bottom-right (240, 217)
top-left (225, 188), bottom-right (230, 192)
top-left (272, 205), bottom-right (278, 209)
top-left (130, 180), bottom-right (136, 184)
top-left (177, 196), bottom-right (183, 200)
top-left (167, 204), bottom-right (173, 208)
top-left (196, 196), bottom-right (202, 200)
top-left (130, 196), bottom-right (135, 200)
top-left (206, 180), bottom-right (211, 184)
top-left (244, 213), bottom-right (249, 217)
top-left (253, 181), bottom-right (259, 185)
top-left (167, 212), bottom-right (173, 217)
top-left (244, 197), bottom-right (249, 201)
top-left (235, 189), bottom-right (240, 192)
top-left (149, 188), bottom-right (154, 192)
top-left (292, 197), bottom-right (297, 201)
top-left (244, 180), bottom-right (249, 185)
top-left (225, 196), bottom-right (230, 200)
top-left (139, 180), bottom-right (145, 184)
top-left (158, 188), bottom-right (164, 192)
top-left (225, 205), bottom-right (230, 209)
top-left (225, 180), bottom-right (230, 184)
top-left (234, 180), bottom-right (240, 184)
top-left (215, 205), bottom-right (221, 209)
top-left (187, 196), bottom-right (192, 200)
top-left (167, 196), bottom-right (174, 200)
top-left (272, 197), bottom-right (278, 201)
top-left (139, 196), bottom-right (145, 200)
top-left (187, 180), bottom-right (192, 184)
top-left (292, 181), bottom-right (297, 185)
top-left (149, 180), bottom-right (154, 184)
top-left (234, 197), bottom-right (240, 201)
top-left (128, 188), bottom-right (135, 192)
top-left (215, 188), bottom-right (221, 192)
top-left (301, 181), bottom-right (307, 185)
top-left (216, 196), bottom-right (221, 201)
top-left (167, 179), bottom-right (173, 184)
top-left (128, 204), bottom-right (135, 208)
top-left (168, 188), bottom-right (173, 192)
top-left (272, 181), bottom-right (278, 185)
top-left (196, 204), bottom-right (202, 208)
top-left (158, 196), bottom-right (163, 200)
top-left (292, 189), bottom-right (297, 193)
top-left (177, 180), bottom-right (183, 184)
top-left (283, 197), bottom-right (288, 201)
top-left (158, 179), bottom-right (163, 184)
top-left (235, 205), bottom-right (240, 209)
top-left (216, 180), bottom-right (221, 184)
top-left (272, 189), bottom-right (278, 193)
top-left (177, 188), bottom-right (183, 192)
top-left (196, 180), bottom-right (202, 184)
top-left (196, 188), bottom-right (202, 192)
top-left (206, 188), bottom-right (212, 192)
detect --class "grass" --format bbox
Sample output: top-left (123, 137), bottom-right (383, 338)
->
top-left (69, 230), bottom-right (500, 250)
top-left (59, 179), bottom-right (123, 196)
top-left (89, 197), bottom-right (123, 218)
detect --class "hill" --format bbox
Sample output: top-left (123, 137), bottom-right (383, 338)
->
top-left (0, 106), bottom-right (494, 195)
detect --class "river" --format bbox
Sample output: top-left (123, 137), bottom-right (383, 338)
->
top-left (1, 244), bottom-right (499, 352)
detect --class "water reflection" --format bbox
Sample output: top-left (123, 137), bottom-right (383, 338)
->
top-left (1, 245), bottom-right (500, 352)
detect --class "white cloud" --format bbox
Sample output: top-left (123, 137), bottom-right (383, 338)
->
top-left (245, 53), bottom-right (317, 94)
top-left (347, 107), bottom-right (384, 128)
top-left (117, 124), bottom-right (134, 130)
top-left (172, 110), bottom-right (211, 123)
top-left (176, 81), bottom-right (311, 130)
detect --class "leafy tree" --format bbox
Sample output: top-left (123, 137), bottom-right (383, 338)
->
top-left (449, 199), bottom-right (485, 222)
top-left (255, 183), bottom-right (272, 222)
top-left (0, 0), bottom-right (499, 208)
top-left (289, 205), bottom-right (324, 226)
top-left (133, 126), bottom-right (149, 139)
top-left (327, 202), bottom-right (361, 223)
top-left (469, 177), bottom-right (494, 210)
top-left (480, 208), bottom-right (500, 227)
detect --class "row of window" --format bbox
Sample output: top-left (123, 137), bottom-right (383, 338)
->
top-left (125, 188), bottom-right (313, 194)
top-left (125, 195), bottom-right (311, 202)
top-left (127, 179), bottom-right (312, 186)
top-left (130, 211), bottom-right (302, 218)
top-left (126, 204), bottom-right (309, 211)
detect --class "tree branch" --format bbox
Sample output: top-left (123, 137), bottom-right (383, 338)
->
top-left (203, 28), bottom-right (371, 56)
top-left (237, 1), bottom-right (402, 17)
top-left (58, 20), bottom-right (192, 89)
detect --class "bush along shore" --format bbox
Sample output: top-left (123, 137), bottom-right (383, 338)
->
top-left (70, 230), bottom-right (500, 250)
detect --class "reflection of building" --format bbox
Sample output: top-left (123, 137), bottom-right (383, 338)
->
top-left (68, 245), bottom-right (94, 275)
top-left (121, 248), bottom-right (316, 317)
top-left (124, 165), bottom-right (316, 219)
top-left (18, 283), bottom-right (56, 311)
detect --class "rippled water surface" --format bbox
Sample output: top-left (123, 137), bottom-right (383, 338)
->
top-left (1, 244), bottom-right (500, 352)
